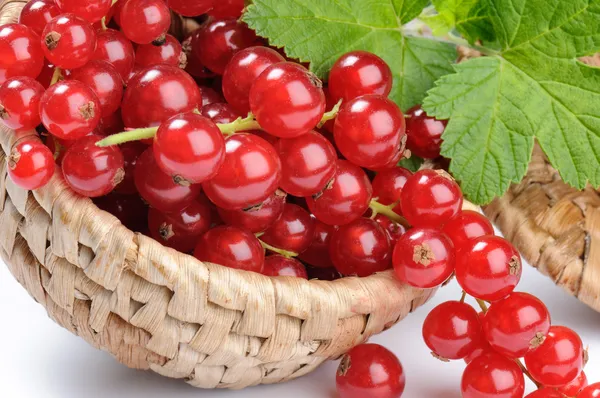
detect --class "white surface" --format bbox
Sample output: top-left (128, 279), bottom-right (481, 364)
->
top-left (1, 257), bottom-right (599, 397)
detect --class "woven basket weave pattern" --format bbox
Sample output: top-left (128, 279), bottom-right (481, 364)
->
top-left (0, 0), bottom-right (434, 389)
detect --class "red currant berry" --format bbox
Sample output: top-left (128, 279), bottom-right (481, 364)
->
top-left (40, 80), bottom-right (101, 140)
top-left (120, 0), bottom-right (171, 44)
top-left (36, 59), bottom-right (56, 89)
top-left (0, 24), bottom-right (44, 84)
top-left (557, 370), bottom-right (587, 396)
top-left (250, 62), bottom-right (326, 138)
top-left (209, 0), bottom-right (244, 18)
top-left (275, 131), bottom-right (337, 197)
top-left (464, 340), bottom-right (493, 365)
top-left (122, 65), bottom-right (201, 128)
top-left (92, 29), bottom-right (135, 82)
top-left (42, 14), bottom-right (96, 69)
top-left (371, 167), bottom-right (412, 214)
top-left (579, 383), bottom-right (600, 398)
top-left (97, 111), bottom-right (125, 136)
top-left (423, 301), bottom-right (483, 360)
top-left (222, 46), bottom-right (285, 114)
top-left (306, 160), bottom-right (372, 226)
top-left (262, 255), bottom-right (307, 278)
top-left (525, 389), bottom-right (565, 398)
top-left (306, 265), bottom-right (341, 281)
top-left (261, 204), bottom-right (315, 254)
top-left (374, 215), bottom-right (406, 246)
top-left (94, 193), bottom-right (148, 232)
top-left (0, 77), bottom-right (44, 131)
top-left (329, 218), bottom-right (392, 277)
top-left (148, 200), bottom-right (212, 253)
top-left (166, 0), bottom-right (214, 17)
top-left (8, 138), bottom-right (55, 190)
top-left (202, 133), bottom-right (282, 210)
top-left (69, 60), bottom-right (124, 117)
top-left (200, 86), bottom-right (224, 107)
top-left (461, 352), bottom-right (525, 398)
top-left (153, 113), bottom-right (225, 184)
top-left (135, 34), bottom-right (185, 68)
top-left (400, 169), bottom-right (463, 227)
top-left (329, 51), bottom-right (393, 103)
top-left (194, 225), bottom-right (264, 272)
top-left (201, 102), bottom-right (241, 124)
top-left (393, 227), bottom-right (455, 288)
top-left (62, 135), bottom-right (124, 197)
top-left (183, 29), bottom-right (218, 79)
top-left (217, 189), bottom-right (286, 233)
top-left (482, 292), bottom-right (551, 358)
top-left (114, 142), bottom-right (145, 194)
top-left (55, 0), bottom-right (112, 23)
top-left (134, 147), bottom-right (201, 212)
top-left (336, 344), bottom-right (405, 398)
top-left (442, 210), bottom-right (494, 252)
top-left (524, 326), bottom-right (584, 387)
top-left (195, 19), bottom-right (258, 75)
top-left (19, 0), bottom-right (60, 35)
top-left (298, 219), bottom-right (336, 268)
top-left (405, 105), bottom-right (447, 159)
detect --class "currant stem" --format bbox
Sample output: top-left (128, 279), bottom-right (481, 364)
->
top-left (476, 299), bottom-right (488, 313)
top-left (514, 358), bottom-right (542, 388)
top-left (96, 127), bottom-right (158, 146)
top-left (317, 99), bottom-right (342, 128)
top-left (369, 199), bottom-right (411, 228)
top-left (50, 67), bottom-right (62, 85)
top-left (217, 114), bottom-right (261, 136)
top-left (259, 239), bottom-right (299, 258)
top-left (460, 291), bottom-right (467, 303)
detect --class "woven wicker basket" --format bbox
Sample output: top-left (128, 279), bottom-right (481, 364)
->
top-left (0, 0), bottom-right (436, 389)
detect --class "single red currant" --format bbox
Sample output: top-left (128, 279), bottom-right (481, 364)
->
top-left (62, 135), bottom-right (124, 197)
top-left (374, 215), bottom-right (406, 246)
top-left (222, 46), bottom-right (285, 114)
top-left (114, 142), bottom-right (145, 195)
top-left (148, 200), bottom-right (212, 253)
top-left (334, 95), bottom-right (405, 170)
top-left (306, 160), bottom-right (372, 226)
top-left (336, 344), bottom-right (405, 398)
top-left (329, 218), bottom-right (392, 277)
top-left (202, 133), bottom-right (282, 210)
top-left (194, 225), bottom-right (264, 272)
top-left (524, 326), bottom-right (584, 387)
top-left (260, 203), bottom-right (315, 254)
top-left (405, 105), bottom-right (447, 159)
top-left (461, 352), bottom-right (525, 398)
top-left (400, 169), bottom-right (463, 227)
top-left (209, 0), bottom-right (244, 18)
top-left (275, 131), bottom-right (338, 197)
top-left (8, 138), bottom-right (55, 190)
top-left (262, 255), bottom-right (308, 279)
top-left (0, 24), bottom-right (44, 84)
top-left (134, 147), bottom-right (202, 212)
top-left (201, 102), bottom-right (241, 124)
top-left (94, 193), bottom-right (148, 232)
top-left (482, 292), bottom-right (551, 358)
top-left (0, 77), bottom-right (44, 131)
top-left (184, 29), bottom-right (218, 79)
top-left (423, 301), bottom-right (483, 360)
top-left (200, 86), bottom-right (224, 107)
top-left (217, 190), bottom-right (286, 233)
top-left (195, 19), bottom-right (259, 75)
top-left (135, 34), bottom-right (185, 68)
top-left (464, 340), bottom-right (493, 365)
top-left (524, 388), bottom-right (564, 398)
top-left (557, 371), bottom-right (587, 396)
top-left (441, 210), bottom-right (494, 252)
top-left (42, 14), bottom-right (96, 69)
top-left (120, 0), bottom-right (171, 44)
top-left (69, 60), bottom-right (124, 117)
top-left (393, 228), bottom-right (455, 288)
top-left (92, 29), bottom-right (135, 82)
top-left (153, 113), bottom-right (225, 184)
top-left (371, 167), bottom-right (412, 214)
top-left (122, 65), bottom-right (202, 128)
top-left (166, 0), bottom-right (214, 17)
top-left (19, 0), bottom-right (60, 35)
top-left (456, 236), bottom-right (522, 301)
top-left (298, 219), bottom-right (336, 268)
top-left (250, 62), bottom-right (326, 138)
top-left (579, 383), bottom-right (600, 398)
top-left (329, 51), bottom-right (393, 103)
top-left (40, 80), bottom-right (101, 140)
top-left (97, 111), bottom-right (125, 136)
top-left (55, 0), bottom-right (112, 23)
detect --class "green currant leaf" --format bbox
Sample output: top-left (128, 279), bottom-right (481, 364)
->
top-left (398, 155), bottom-right (424, 172)
top-left (425, 0), bottom-right (495, 43)
top-left (243, 0), bottom-right (457, 111)
top-left (424, 0), bottom-right (600, 204)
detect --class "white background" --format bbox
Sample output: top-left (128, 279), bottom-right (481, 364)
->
top-left (1, 256), bottom-right (599, 397)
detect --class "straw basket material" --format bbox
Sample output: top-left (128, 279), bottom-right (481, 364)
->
top-left (0, 0), bottom-right (435, 389)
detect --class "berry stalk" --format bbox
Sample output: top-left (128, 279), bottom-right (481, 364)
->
top-left (369, 199), bottom-right (411, 228)
top-left (317, 99), bottom-right (342, 128)
top-left (50, 67), bottom-right (62, 85)
top-left (217, 113), bottom-right (261, 136)
top-left (259, 239), bottom-right (299, 258)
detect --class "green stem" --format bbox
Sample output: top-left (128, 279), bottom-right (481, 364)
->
top-left (96, 127), bottom-right (158, 147)
top-left (100, 17), bottom-right (108, 30)
top-left (217, 114), bottom-right (261, 136)
top-left (369, 199), bottom-right (411, 228)
top-left (317, 99), bottom-right (342, 128)
top-left (476, 299), bottom-right (488, 313)
top-left (259, 239), bottom-right (299, 258)
top-left (50, 67), bottom-right (62, 85)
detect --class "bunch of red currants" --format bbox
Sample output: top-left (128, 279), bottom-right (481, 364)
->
top-left (0, 1), bottom-right (596, 397)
